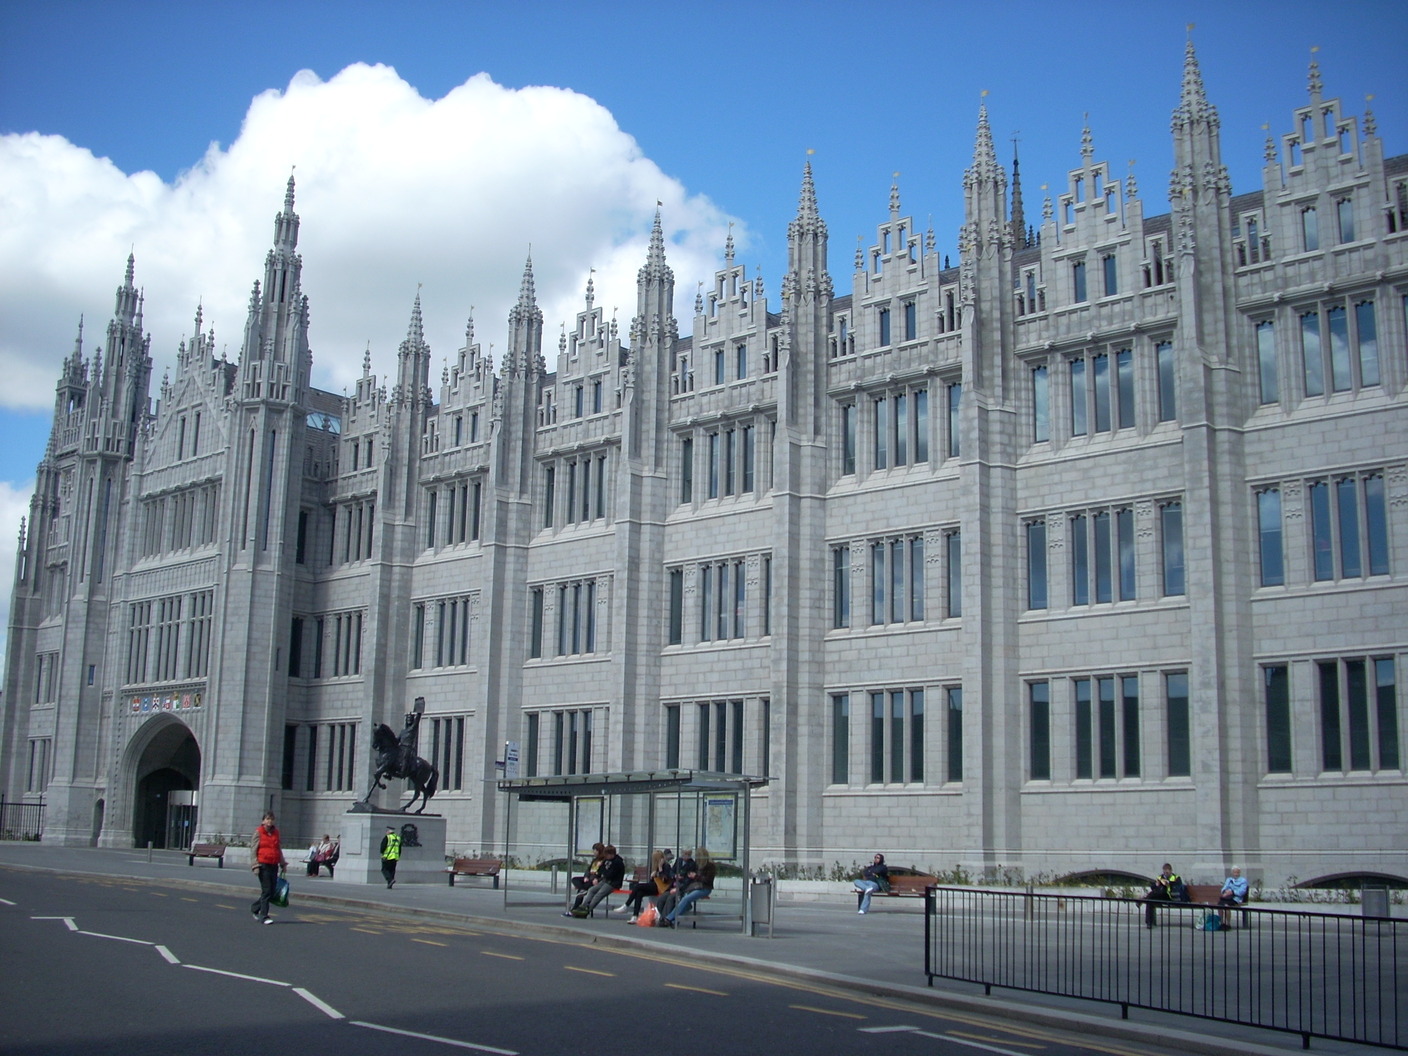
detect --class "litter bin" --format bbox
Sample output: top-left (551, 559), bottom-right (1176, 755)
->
top-left (1362, 884), bottom-right (1389, 918)
top-left (749, 874), bottom-right (774, 937)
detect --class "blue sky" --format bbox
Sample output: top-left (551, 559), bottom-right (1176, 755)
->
top-left (1, 0), bottom-right (1405, 651)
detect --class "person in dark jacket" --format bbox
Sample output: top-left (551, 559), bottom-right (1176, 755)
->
top-left (853, 853), bottom-right (890, 914)
top-left (566, 844), bottom-right (625, 916)
top-left (660, 855), bottom-right (716, 927)
top-left (614, 848), bottom-right (674, 921)
top-left (1144, 862), bottom-right (1184, 927)
top-left (379, 826), bottom-right (402, 889)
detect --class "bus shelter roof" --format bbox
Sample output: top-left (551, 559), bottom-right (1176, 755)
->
top-left (497, 769), bottom-right (768, 801)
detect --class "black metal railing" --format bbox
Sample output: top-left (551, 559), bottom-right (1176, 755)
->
top-left (923, 885), bottom-right (1404, 1049)
top-left (0, 797), bottom-right (44, 841)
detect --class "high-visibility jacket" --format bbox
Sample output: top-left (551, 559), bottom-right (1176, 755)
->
top-left (381, 832), bottom-right (401, 861)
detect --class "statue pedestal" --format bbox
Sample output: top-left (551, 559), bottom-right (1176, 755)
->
top-left (331, 811), bottom-right (445, 886)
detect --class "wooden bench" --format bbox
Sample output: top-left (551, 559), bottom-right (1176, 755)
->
top-left (1185, 883), bottom-right (1249, 928)
top-left (883, 875), bottom-right (937, 898)
top-left (187, 842), bottom-right (227, 867)
top-left (446, 856), bottom-right (502, 888)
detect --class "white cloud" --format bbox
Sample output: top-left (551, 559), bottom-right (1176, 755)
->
top-left (0, 63), bottom-right (735, 412)
top-left (0, 65), bottom-right (740, 640)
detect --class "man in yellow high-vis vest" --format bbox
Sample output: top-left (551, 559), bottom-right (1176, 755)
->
top-left (380, 826), bottom-right (402, 889)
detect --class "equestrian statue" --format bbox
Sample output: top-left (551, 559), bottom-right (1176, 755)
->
top-left (358, 709), bottom-right (439, 814)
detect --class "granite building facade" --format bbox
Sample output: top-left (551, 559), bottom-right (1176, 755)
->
top-left (4, 44), bottom-right (1405, 885)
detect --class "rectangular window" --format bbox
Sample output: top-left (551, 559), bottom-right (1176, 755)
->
top-left (592, 378), bottom-right (602, 414)
top-left (1319, 660), bottom-right (1343, 770)
top-left (543, 466), bottom-right (555, 528)
top-left (841, 404), bottom-right (856, 475)
top-left (832, 694), bottom-right (849, 783)
top-left (529, 589), bottom-right (543, 658)
top-left (1026, 521), bottom-right (1047, 609)
top-left (1102, 253), bottom-right (1117, 296)
top-left (878, 307), bottom-right (891, 346)
top-left (526, 713), bottom-right (539, 777)
top-left (873, 398), bottom-right (888, 469)
top-left (1029, 681), bottom-right (1050, 779)
top-left (1115, 349), bottom-right (1134, 428)
top-left (1265, 665), bottom-right (1292, 773)
top-left (1366, 474), bottom-right (1389, 576)
top-left (668, 569), bottom-right (683, 645)
top-left (893, 392), bottom-right (907, 466)
top-left (714, 348), bottom-right (725, 386)
top-left (1156, 341), bottom-right (1176, 421)
top-left (735, 342), bottom-right (747, 380)
top-left (946, 531), bottom-right (962, 618)
top-left (1072, 260), bottom-right (1087, 302)
top-left (723, 429), bottom-right (736, 495)
top-left (1097, 676), bottom-right (1117, 778)
top-left (1302, 206), bottom-right (1319, 251)
top-left (1070, 358), bottom-right (1087, 436)
top-left (870, 693), bottom-right (884, 783)
top-left (1074, 677), bottom-right (1093, 779)
top-left (914, 388), bottom-right (928, 463)
top-left (1310, 480), bottom-right (1333, 580)
top-left (1070, 514), bottom-right (1089, 606)
top-left (1032, 365), bottom-right (1049, 442)
top-left (1092, 353), bottom-right (1110, 433)
top-left (903, 301), bottom-right (917, 341)
top-left (1093, 511), bottom-right (1112, 603)
top-left (1166, 672), bottom-right (1190, 777)
top-left (944, 687), bottom-right (960, 783)
top-left (665, 705), bottom-right (680, 770)
top-left (1376, 659), bottom-right (1400, 770)
top-left (1256, 321), bottom-right (1279, 404)
top-left (741, 425), bottom-right (755, 493)
top-left (1121, 675), bottom-right (1141, 777)
top-left (1301, 311), bottom-right (1324, 396)
top-left (1117, 508), bottom-right (1136, 601)
top-left (1258, 489), bottom-right (1284, 586)
top-left (832, 546), bottom-right (850, 629)
top-left (1336, 197), bottom-right (1354, 243)
top-left (1357, 301), bottom-right (1379, 387)
top-left (1328, 305), bottom-right (1351, 392)
top-left (1161, 503), bottom-right (1185, 596)
top-left (707, 432), bottom-right (719, 498)
top-left (680, 437), bottom-right (693, 503)
top-left (1337, 478), bottom-right (1362, 577)
top-left (947, 383), bottom-right (962, 458)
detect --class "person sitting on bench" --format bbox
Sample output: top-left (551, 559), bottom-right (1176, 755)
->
top-left (660, 852), bottom-right (715, 927)
top-left (1218, 867), bottom-right (1248, 910)
top-left (1144, 862), bottom-right (1185, 928)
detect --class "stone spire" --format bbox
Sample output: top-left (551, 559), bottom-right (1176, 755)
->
top-left (1173, 34), bottom-right (1219, 133)
top-left (1010, 137), bottom-right (1027, 248)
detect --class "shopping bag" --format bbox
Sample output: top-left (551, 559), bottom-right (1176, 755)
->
top-left (272, 876), bottom-right (290, 908)
top-left (636, 904), bottom-right (659, 927)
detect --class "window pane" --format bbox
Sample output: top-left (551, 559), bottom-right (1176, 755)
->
top-left (1156, 342), bottom-right (1176, 421)
top-left (1166, 672), bottom-right (1190, 777)
top-left (1365, 475), bottom-right (1389, 576)
top-left (870, 692), bottom-right (885, 783)
top-left (1116, 349), bottom-right (1134, 428)
top-left (1346, 659), bottom-right (1371, 770)
top-left (1256, 322), bottom-right (1279, 404)
top-left (1098, 676), bottom-right (1117, 778)
top-left (841, 404), bottom-right (856, 475)
top-left (1376, 659), bottom-right (1399, 770)
top-left (1027, 521), bottom-right (1048, 610)
top-left (946, 532), bottom-right (962, 618)
top-left (1161, 504), bottom-right (1184, 596)
top-left (894, 393), bottom-right (908, 466)
top-left (1121, 675), bottom-right (1140, 777)
top-left (948, 383), bottom-right (962, 458)
top-left (912, 689), bottom-right (926, 783)
top-left (890, 691), bottom-right (905, 783)
top-left (833, 546), bottom-right (850, 628)
top-left (1093, 353), bottom-right (1110, 433)
top-left (910, 537), bottom-right (925, 621)
top-left (1328, 306), bottom-right (1350, 392)
top-left (1258, 490), bottom-right (1284, 586)
top-left (1356, 301), bottom-right (1379, 386)
top-left (1337, 478), bottom-right (1361, 577)
top-left (1319, 660), bottom-right (1342, 770)
top-left (1094, 511), bottom-right (1112, 603)
top-left (1032, 366), bottom-right (1049, 442)
top-left (946, 687), bottom-right (962, 783)
top-left (1074, 678), bottom-right (1092, 779)
top-left (1117, 509), bottom-right (1136, 600)
top-left (1309, 482), bottom-right (1334, 580)
top-left (832, 694), bottom-right (849, 783)
top-left (874, 398), bottom-right (888, 469)
top-left (871, 542), bottom-right (885, 625)
top-left (1265, 665), bottom-right (1292, 773)
top-left (913, 389), bottom-right (929, 462)
top-left (1071, 514), bottom-right (1089, 605)
top-left (1070, 359), bottom-right (1087, 435)
top-left (1029, 682), bottom-right (1050, 780)
top-left (1301, 312), bottom-right (1324, 397)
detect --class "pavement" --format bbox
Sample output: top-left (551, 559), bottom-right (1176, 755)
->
top-left (0, 841), bottom-right (1385, 1056)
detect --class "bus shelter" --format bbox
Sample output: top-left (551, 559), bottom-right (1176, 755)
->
top-left (497, 770), bottom-right (769, 935)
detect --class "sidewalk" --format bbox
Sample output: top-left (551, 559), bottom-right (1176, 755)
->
top-left (0, 842), bottom-right (1380, 1056)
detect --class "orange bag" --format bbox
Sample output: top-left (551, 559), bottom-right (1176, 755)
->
top-left (636, 904), bottom-right (659, 927)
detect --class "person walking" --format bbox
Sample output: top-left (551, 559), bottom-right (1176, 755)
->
top-left (380, 825), bottom-right (402, 889)
top-left (249, 812), bottom-right (286, 924)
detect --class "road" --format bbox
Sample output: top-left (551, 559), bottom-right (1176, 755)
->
top-left (0, 868), bottom-right (1191, 1056)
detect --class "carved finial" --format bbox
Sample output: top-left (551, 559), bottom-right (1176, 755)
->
top-left (695, 281), bottom-right (703, 315)
top-left (1126, 159), bottom-right (1138, 199)
top-left (889, 172), bottom-right (901, 217)
top-left (363, 342), bottom-right (372, 375)
top-left (1081, 115), bottom-right (1094, 161)
top-left (1262, 123), bottom-right (1276, 162)
top-left (1364, 94), bottom-right (1377, 137)
top-left (1308, 46), bottom-right (1323, 100)
top-left (725, 220), bottom-right (735, 265)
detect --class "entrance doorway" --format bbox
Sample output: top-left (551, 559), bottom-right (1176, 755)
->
top-left (131, 722), bottom-right (201, 849)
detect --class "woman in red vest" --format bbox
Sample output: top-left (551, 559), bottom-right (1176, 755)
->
top-left (249, 812), bottom-right (287, 923)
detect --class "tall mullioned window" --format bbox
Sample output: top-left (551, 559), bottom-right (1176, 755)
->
top-left (869, 688), bottom-right (924, 785)
top-left (1318, 658), bottom-right (1399, 773)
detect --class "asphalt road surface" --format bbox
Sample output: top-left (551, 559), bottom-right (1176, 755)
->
top-left (0, 868), bottom-right (1189, 1056)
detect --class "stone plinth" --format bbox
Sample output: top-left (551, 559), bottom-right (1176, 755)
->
top-left (331, 811), bottom-right (445, 886)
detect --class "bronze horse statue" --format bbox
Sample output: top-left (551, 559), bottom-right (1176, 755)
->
top-left (361, 712), bottom-right (439, 814)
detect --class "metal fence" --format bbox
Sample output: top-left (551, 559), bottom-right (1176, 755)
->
top-left (0, 798), bottom-right (44, 841)
top-left (923, 885), bottom-right (1404, 1050)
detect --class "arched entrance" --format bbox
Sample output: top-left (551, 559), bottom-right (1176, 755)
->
top-left (131, 720), bottom-right (201, 849)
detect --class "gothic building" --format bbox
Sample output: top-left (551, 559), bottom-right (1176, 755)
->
top-left (4, 44), bottom-right (1405, 885)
